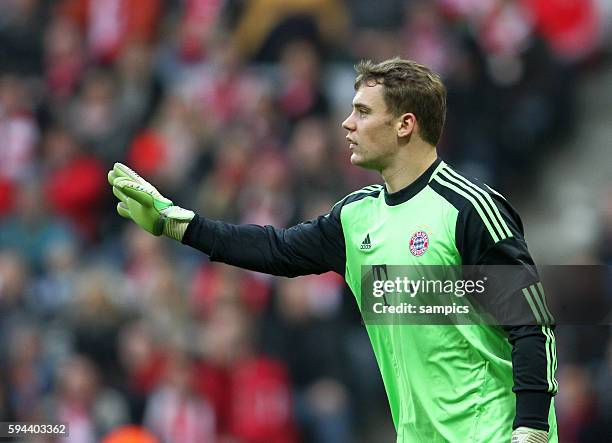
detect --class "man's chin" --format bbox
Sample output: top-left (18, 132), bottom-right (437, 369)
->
top-left (350, 153), bottom-right (374, 169)
top-left (350, 153), bottom-right (364, 166)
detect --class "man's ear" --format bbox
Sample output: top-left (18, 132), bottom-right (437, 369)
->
top-left (397, 112), bottom-right (416, 138)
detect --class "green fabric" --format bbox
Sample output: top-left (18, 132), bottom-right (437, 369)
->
top-left (340, 184), bottom-right (558, 442)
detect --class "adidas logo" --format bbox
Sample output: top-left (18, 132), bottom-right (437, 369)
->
top-left (360, 234), bottom-right (372, 250)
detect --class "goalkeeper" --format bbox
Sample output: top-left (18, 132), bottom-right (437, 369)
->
top-left (109, 58), bottom-right (558, 443)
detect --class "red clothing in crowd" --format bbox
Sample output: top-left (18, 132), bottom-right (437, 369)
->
top-left (190, 264), bottom-right (272, 316)
top-left (195, 357), bottom-right (298, 443)
top-left (45, 154), bottom-right (106, 241)
top-left (58, 0), bottom-right (162, 63)
top-left (127, 129), bottom-right (167, 178)
top-left (179, 0), bottom-right (224, 62)
top-left (0, 178), bottom-right (15, 215)
top-left (522, 0), bottom-right (599, 60)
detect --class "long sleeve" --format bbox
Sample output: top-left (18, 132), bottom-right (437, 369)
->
top-left (456, 186), bottom-right (557, 432)
top-left (181, 203), bottom-right (346, 278)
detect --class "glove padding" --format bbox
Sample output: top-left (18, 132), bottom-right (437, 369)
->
top-left (108, 163), bottom-right (194, 241)
top-left (511, 427), bottom-right (548, 443)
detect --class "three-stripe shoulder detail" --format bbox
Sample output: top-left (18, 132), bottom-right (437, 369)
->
top-left (430, 163), bottom-right (513, 244)
top-left (332, 184), bottom-right (383, 210)
top-left (345, 184), bottom-right (383, 200)
top-left (353, 184), bottom-right (384, 194)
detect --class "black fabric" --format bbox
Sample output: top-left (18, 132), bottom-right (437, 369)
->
top-left (183, 209), bottom-right (345, 277)
top-left (514, 391), bottom-right (553, 431)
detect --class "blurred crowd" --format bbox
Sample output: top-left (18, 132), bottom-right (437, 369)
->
top-left (0, 0), bottom-right (611, 442)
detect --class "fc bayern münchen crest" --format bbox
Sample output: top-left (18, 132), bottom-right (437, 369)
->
top-left (409, 231), bottom-right (429, 256)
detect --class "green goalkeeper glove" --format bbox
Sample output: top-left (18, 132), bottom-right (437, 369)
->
top-left (108, 163), bottom-right (195, 241)
top-left (511, 427), bottom-right (548, 443)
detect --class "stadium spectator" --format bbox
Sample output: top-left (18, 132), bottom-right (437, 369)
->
top-left (44, 355), bottom-right (130, 443)
top-left (144, 352), bottom-right (215, 443)
top-left (195, 300), bottom-right (298, 442)
top-left (42, 126), bottom-right (106, 242)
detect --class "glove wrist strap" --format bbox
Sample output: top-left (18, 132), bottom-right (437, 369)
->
top-left (163, 218), bottom-right (191, 241)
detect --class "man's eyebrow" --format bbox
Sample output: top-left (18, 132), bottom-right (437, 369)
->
top-left (352, 102), bottom-right (372, 111)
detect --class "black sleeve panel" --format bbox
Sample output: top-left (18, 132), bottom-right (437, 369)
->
top-left (508, 327), bottom-right (555, 431)
top-left (455, 187), bottom-right (527, 265)
top-left (181, 202), bottom-right (346, 277)
top-left (456, 190), bottom-right (556, 432)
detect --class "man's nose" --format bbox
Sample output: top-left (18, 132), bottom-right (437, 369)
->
top-left (342, 114), bottom-right (354, 131)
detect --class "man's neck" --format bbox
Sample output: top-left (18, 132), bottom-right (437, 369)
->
top-left (381, 148), bottom-right (438, 193)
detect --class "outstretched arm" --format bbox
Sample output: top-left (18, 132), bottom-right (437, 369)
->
top-left (109, 163), bottom-right (346, 277)
top-left (182, 213), bottom-right (345, 277)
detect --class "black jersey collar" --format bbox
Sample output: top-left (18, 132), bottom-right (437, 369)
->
top-left (384, 157), bottom-right (442, 206)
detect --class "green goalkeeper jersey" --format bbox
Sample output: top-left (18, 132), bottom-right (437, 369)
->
top-left (184, 158), bottom-right (558, 442)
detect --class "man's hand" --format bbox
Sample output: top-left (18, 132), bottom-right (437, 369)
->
top-left (511, 427), bottom-right (548, 443)
top-left (108, 163), bottom-right (194, 241)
